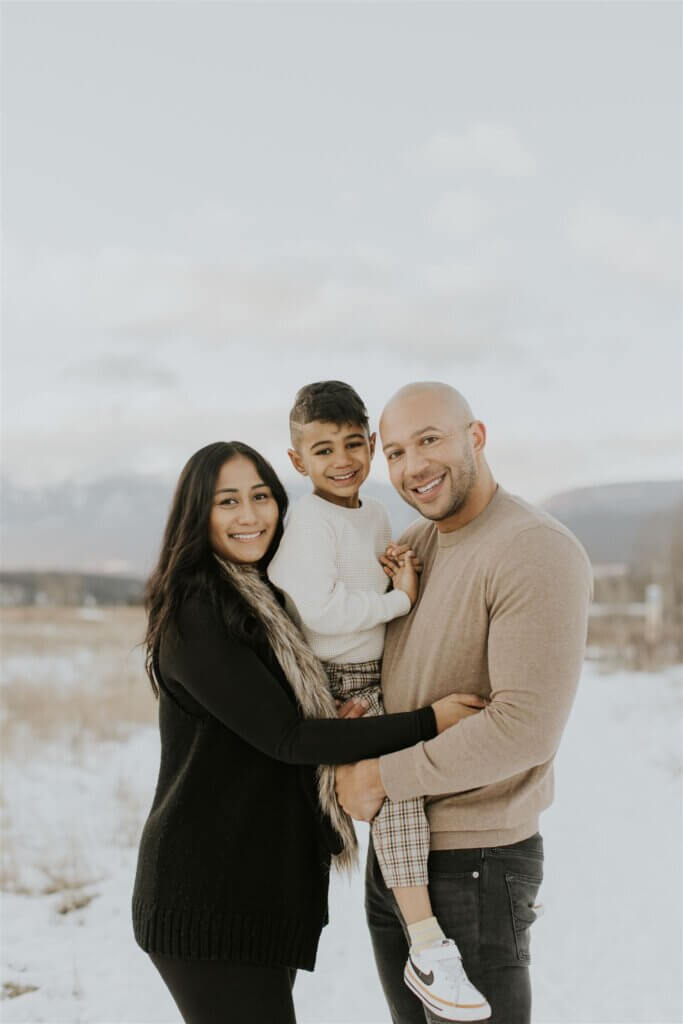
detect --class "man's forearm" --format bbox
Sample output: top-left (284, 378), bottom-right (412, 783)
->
top-left (380, 637), bottom-right (588, 802)
top-left (379, 700), bottom-right (556, 802)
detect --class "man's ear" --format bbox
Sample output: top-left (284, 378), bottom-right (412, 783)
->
top-left (368, 431), bottom-right (377, 459)
top-left (287, 448), bottom-right (308, 476)
top-left (470, 421), bottom-right (487, 454)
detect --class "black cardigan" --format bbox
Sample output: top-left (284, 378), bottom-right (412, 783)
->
top-left (132, 594), bottom-right (436, 970)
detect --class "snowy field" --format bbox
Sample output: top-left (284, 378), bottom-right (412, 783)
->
top-left (1, 608), bottom-right (681, 1024)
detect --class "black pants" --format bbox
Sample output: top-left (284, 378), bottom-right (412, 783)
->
top-left (150, 953), bottom-right (298, 1023)
top-left (365, 833), bottom-right (544, 1024)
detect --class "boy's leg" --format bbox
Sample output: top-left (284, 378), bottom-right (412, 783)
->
top-left (365, 841), bottom-right (428, 1024)
top-left (325, 662), bottom-right (438, 933)
top-left (371, 799), bottom-right (490, 1021)
top-left (371, 795), bottom-right (445, 946)
top-left (371, 794), bottom-right (431, 892)
top-left (392, 886), bottom-right (434, 926)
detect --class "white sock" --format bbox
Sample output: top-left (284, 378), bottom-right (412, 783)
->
top-left (407, 916), bottom-right (446, 953)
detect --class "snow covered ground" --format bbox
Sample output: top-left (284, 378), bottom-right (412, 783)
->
top-left (1, 609), bottom-right (681, 1023)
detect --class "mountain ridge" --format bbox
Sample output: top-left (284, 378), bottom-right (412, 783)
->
top-left (2, 474), bottom-right (680, 576)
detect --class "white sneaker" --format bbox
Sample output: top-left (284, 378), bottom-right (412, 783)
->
top-left (404, 939), bottom-right (491, 1021)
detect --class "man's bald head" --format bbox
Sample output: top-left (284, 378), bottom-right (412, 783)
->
top-left (379, 381), bottom-right (492, 528)
top-left (380, 382), bottom-right (474, 433)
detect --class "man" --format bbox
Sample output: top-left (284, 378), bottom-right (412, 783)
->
top-left (336, 382), bottom-right (592, 1024)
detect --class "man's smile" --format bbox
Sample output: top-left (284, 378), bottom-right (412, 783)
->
top-left (410, 473), bottom-right (446, 500)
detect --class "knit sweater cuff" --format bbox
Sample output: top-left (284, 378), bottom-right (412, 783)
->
top-left (379, 743), bottom-right (426, 802)
top-left (383, 588), bottom-right (412, 620)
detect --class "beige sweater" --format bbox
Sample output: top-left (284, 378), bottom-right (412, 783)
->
top-left (379, 486), bottom-right (593, 849)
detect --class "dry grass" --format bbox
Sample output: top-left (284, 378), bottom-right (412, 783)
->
top-left (1, 809), bottom-right (105, 895)
top-left (1, 677), bottom-right (156, 752)
top-left (1, 605), bottom-right (145, 658)
top-left (56, 891), bottom-right (98, 915)
top-left (1, 607), bottom-right (157, 895)
top-left (0, 838), bottom-right (28, 893)
top-left (39, 857), bottom-right (104, 895)
top-left (2, 982), bottom-right (39, 1000)
top-left (1, 606), bottom-right (156, 753)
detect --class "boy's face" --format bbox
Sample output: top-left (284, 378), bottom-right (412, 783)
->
top-left (288, 420), bottom-right (376, 508)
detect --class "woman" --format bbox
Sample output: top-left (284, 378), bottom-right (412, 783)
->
top-left (132, 441), bottom-right (482, 1023)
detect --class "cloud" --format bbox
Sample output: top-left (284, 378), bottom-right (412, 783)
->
top-left (4, 242), bottom-right (521, 363)
top-left (568, 202), bottom-right (681, 286)
top-left (413, 124), bottom-right (537, 177)
top-left (431, 190), bottom-right (494, 238)
top-left (1, 405), bottom-right (290, 489)
top-left (67, 354), bottom-right (178, 389)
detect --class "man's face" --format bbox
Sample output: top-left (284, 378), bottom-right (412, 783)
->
top-left (380, 393), bottom-right (477, 521)
top-left (289, 420), bottom-right (376, 508)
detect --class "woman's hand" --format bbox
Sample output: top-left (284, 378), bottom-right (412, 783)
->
top-left (336, 697), bottom-right (370, 719)
top-left (391, 551), bottom-right (420, 607)
top-left (432, 693), bottom-right (489, 733)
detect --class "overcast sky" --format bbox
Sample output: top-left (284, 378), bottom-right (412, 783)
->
top-left (2, 1), bottom-right (681, 502)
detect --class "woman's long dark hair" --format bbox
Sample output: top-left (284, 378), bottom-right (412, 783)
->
top-left (143, 441), bottom-right (289, 696)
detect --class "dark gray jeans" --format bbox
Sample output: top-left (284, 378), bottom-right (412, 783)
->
top-left (365, 832), bottom-right (544, 1024)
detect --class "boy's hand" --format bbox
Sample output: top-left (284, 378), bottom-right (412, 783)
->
top-left (380, 543), bottom-right (423, 579)
top-left (391, 551), bottom-right (419, 607)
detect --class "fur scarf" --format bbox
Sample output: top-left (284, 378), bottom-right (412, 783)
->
top-left (216, 556), bottom-right (358, 872)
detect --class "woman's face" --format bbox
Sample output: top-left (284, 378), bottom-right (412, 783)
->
top-left (209, 455), bottom-right (280, 565)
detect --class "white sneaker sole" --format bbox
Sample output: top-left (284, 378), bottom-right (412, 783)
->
top-left (403, 962), bottom-right (492, 1022)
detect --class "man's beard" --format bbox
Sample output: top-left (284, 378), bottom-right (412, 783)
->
top-left (411, 448), bottom-right (477, 522)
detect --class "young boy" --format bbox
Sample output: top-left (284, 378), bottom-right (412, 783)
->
top-left (268, 381), bottom-right (491, 1022)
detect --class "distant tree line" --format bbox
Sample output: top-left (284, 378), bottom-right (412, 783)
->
top-left (0, 572), bottom-right (144, 607)
top-left (589, 501), bottom-right (683, 669)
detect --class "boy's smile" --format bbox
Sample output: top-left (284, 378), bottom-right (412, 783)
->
top-left (288, 420), bottom-right (376, 509)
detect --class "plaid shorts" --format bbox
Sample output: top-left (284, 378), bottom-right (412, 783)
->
top-left (325, 659), bottom-right (430, 889)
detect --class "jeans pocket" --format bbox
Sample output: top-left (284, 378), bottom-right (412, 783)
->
top-left (505, 871), bottom-right (542, 962)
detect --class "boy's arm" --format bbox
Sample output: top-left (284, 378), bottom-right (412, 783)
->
top-left (267, 510), bottom-right (411, 637)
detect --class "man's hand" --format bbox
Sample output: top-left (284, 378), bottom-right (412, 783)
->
top-left (335, 758), bottom-right (386, 821)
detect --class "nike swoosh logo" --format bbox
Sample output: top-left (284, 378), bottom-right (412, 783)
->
top-left (409, 958), bottom-right (434, 986)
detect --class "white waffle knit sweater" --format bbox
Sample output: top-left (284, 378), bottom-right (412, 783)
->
top-left (267, 493), bottom-right (412, 664)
